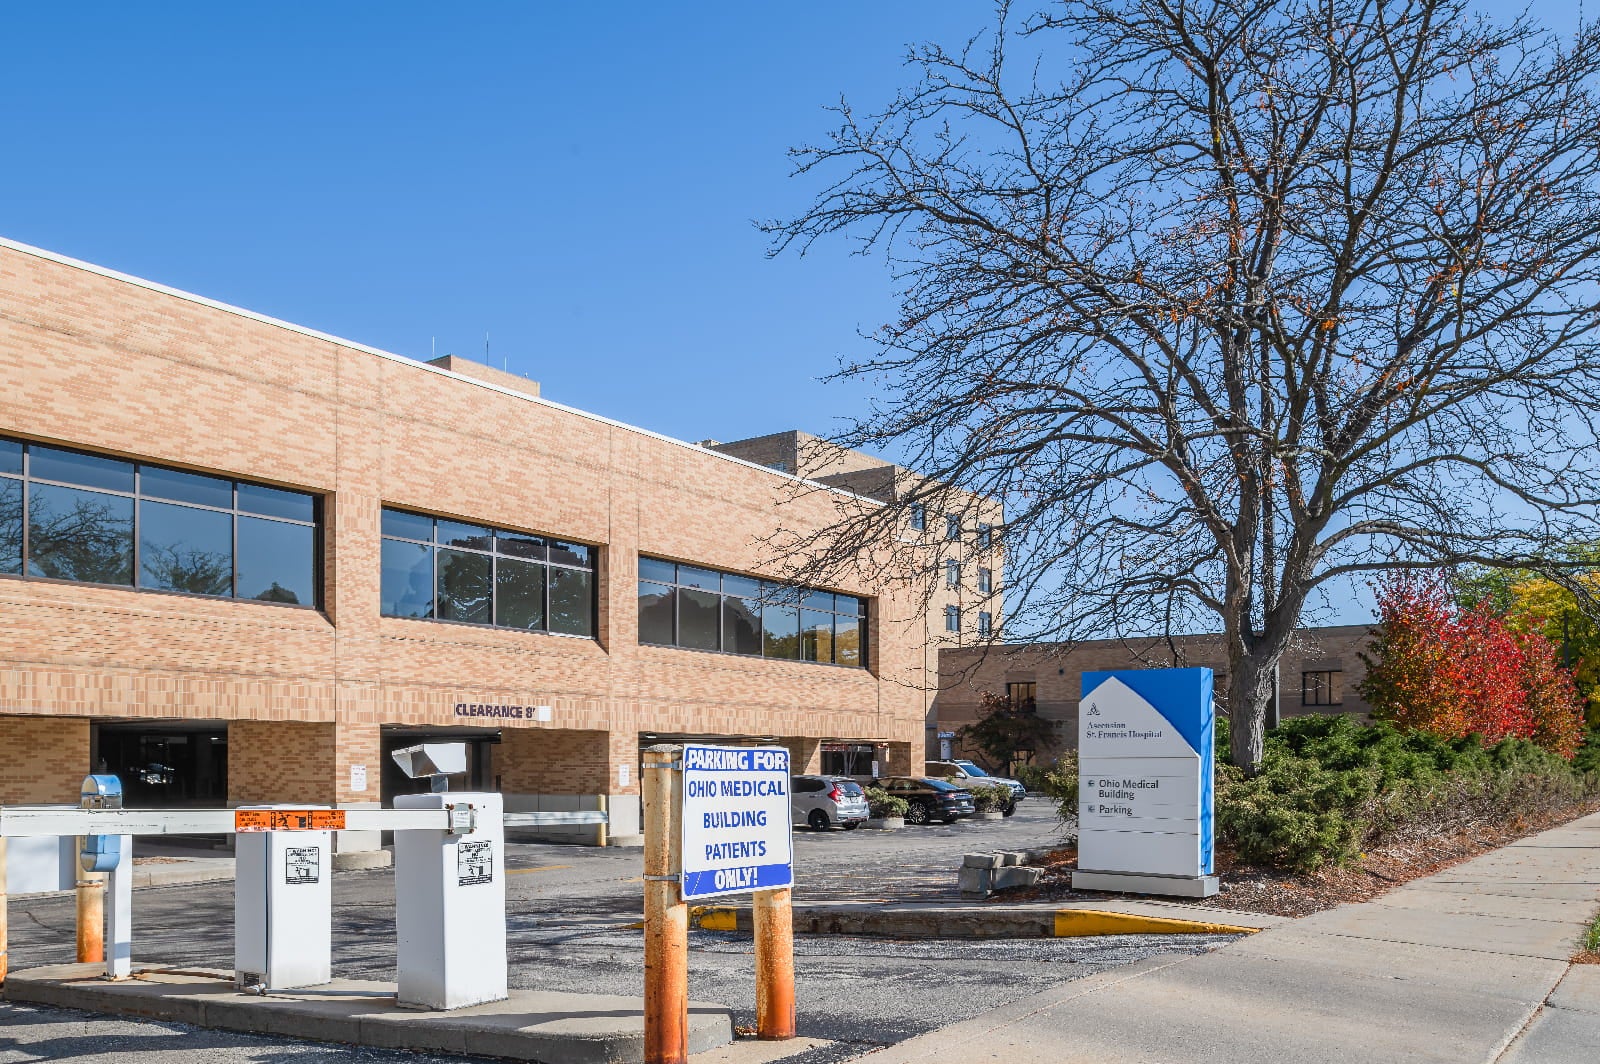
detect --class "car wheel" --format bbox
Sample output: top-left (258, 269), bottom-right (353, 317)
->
top-left (1002, 801), bottom-right (1017, 817)
top-left (905, 801), bottom-right (930, 825)
top-left (808, 809), bottom-right (830, 831)
top-left (842, 821), bottom-right (860, 830)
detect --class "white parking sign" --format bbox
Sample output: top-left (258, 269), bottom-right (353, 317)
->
top-left (680, 744), bottom-right (793, 900)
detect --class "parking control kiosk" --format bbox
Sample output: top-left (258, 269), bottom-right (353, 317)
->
top-left (394, 792), bottom-right (507, 1009)
top-left (234, 806), bottom-right (334, 990)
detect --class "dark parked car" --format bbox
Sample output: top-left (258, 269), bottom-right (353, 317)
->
top-left (877, 776), bottom-right (975, 825)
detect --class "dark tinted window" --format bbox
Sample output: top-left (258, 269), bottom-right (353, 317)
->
top-left (836, 781), bottom-right (865, 797)
top-left (0, 436), bottom-right (319, 607)
top-left (236, 483), bottom-right (315, 523)
top-left (380, 507), bottom-right (596, 639)
top-left (494, 557), bottom-right (545, 629)
top-left (0, 479), bottom-right (21, 574)
top-left (762, 601), bottom-right (800, 659)
top-left (436, 549), bottom-right (493, 623)
top-left (30, 446), bottom-right (135, 493)
top-left (724, 594), bottom-right (763, 655)
top-left (638, 582), bottom-right (676, 645)
top-left (639, 556), bottom-right (677, 583)
top-left (382, 508), bottom-right (434, 542)
top-left (237, 517), bottom-right (316, 605)
top-left (638, 555), bottom-right (866, 667)
top-left (678, 587), bottom-right (721, 650)
top-left (437, 520), bottom-right (492, 552)
top-left (140, 500), bottom-right (232, 596)
top-left (381, 539), bottom-right (433, 618)
top-left (678, 565), bottom-right (719, 591)
top-left (496, 529), bottom-right (545, 560)
top-left (28, 483), bottom-right (134, 584)
top-left (548, 540), bottom-right (592, 569)
top-left (800, 609), bottom-right (833, 662)
top-left (548, 566), bottom-right (594, 636)
top-left (141, 466), bottom-right (233, 509)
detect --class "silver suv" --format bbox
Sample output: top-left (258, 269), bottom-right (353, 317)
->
top-left (791, 775), bottom-right (870, 831)
top-left (925, 760), bottom-right (1026, 814)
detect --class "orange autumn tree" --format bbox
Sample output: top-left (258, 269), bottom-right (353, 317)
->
top-left (1359, 573), bottom-right (1586, 758)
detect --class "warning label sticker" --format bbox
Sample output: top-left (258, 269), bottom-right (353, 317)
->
top-left (457, 839), bottom-right (493, 885)
top-left (285, 847), bottom-right (320, 885)
top-left (235, 809), bottom-right (347, 833)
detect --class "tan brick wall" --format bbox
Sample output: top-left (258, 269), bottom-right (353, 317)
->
top-left (0, 241), bottom-right (931, 804)
top-left (0, 715), bottom-right (89, 803)
top-left (228, 720), bottom-right (336, 805)
top-left (933, 625), bottom-right (1377, 763)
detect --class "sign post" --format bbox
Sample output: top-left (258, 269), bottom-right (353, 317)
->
top-left (642, 742), bottom-right (797, 1061)
top-left (1071, 668), bottom-right (1219, 898)
top-left (642, 745), bottom-right (689, 1064)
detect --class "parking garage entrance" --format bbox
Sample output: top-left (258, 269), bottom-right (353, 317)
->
top-left (92, 720), bottom-right (229, 807)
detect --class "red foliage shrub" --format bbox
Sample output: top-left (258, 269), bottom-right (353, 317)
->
top-left (1360, 573), bottom-right (1585, 758)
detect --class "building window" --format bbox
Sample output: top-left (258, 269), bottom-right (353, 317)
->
top-left (977, 523), bottom-right (993, 550)
top-left (944, 604), bottom-right (961, 632)
top-left (908, 504), bottom-right (925, 532)
top-left (1302, 670), bottom-right (1342, 706)
top-left (977, 567), bottom-right (992, 594)
top-left (945, 559), bottom-right (961, 589)
top-left (1007, 681), bottom-right (1037, 710)
top-left (0, 435), bottom-right (319, 607)
top-left (638, 556), bottom-right (867, 667)
top-left (821, 742), bottom-right (878, 776)
top-left (945, 514), bottom-right (961, 541)
top-left (978, 611), bottom-right (993, 635)
top-left (380, 508), bottom-right (596, 637)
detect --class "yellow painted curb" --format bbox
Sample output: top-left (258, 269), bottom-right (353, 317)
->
top-left (695, 907), bottom-right (740, 931)
top-left (1053, 909), bottom-right (1260, 937)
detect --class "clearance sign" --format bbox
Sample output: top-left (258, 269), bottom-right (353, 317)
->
top-left (679, 744), bottom-right (794, 900)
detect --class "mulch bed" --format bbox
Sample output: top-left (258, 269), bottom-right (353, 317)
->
top-left (1000, 799), bottom-right (1600, 918)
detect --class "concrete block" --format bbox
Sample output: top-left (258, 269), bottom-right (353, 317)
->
top-left (963, 852), bottom-right (1003, 869)
top-left (958, 866), bottom-right (993, 897)
top-left (331, 849), bottom-right (393, 872)
top-left (999, 851), bottom-right (1024, 866)
top-left (993, 866), bottom-right (1043, 890)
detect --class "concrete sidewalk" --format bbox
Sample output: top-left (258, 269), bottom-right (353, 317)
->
top-left (855, 811), bottom-right (1600, 1064)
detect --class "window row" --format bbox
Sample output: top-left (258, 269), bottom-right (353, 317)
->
top-left (637, 557), bottom-right (867, 667)
top-left (908, 504), bottom-right (995, 550)
top-left (942, 559), bottom-right (997, 594)
top-left (943, 605), bottom-right (994, 635)
top-left (0, 437), bottom-right (317, 606)
top-left (380, 508), bottom-right (595, 637)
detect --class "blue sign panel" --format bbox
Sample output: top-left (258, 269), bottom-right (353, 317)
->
top-left (1078, 668), bottom-right (1214, 877)
top-left (680, 744), bottom-right (794, 900)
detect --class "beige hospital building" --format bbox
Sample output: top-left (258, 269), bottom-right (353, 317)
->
top-left (0, 238), bottom-right (1006, 849)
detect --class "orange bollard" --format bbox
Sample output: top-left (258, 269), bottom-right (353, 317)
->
top-left (753, 887), bottom-right (796, 1039)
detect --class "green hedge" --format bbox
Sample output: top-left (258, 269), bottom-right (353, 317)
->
top-left (1049, 715), bottom-right (1600, 874)
top-left (1219, 715), bottom-right (1598, 872)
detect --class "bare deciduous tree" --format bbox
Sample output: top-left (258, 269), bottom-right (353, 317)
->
top-left (766, 0), bottom-right (1600, 770)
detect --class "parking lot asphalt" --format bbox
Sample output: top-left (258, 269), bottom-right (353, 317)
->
top-left (0, 802), bottom-right (1242, 1061)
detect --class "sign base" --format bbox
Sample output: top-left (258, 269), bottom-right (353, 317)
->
top-left (1072, 869), bottom-right (1220, 899)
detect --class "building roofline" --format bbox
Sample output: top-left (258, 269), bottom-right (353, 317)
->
top-left (0, 234), bottom-right (880, 505)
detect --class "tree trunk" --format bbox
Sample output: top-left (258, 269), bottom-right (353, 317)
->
top-left (1226, 643), bottom-right (1276, 773)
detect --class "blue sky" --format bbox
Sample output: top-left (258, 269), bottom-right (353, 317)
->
top-left (1, 1), bottom-right (1584, 628)
top-left (0, 2), bottom-right (986, 447)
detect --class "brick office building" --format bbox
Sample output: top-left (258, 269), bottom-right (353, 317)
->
top-left (707, 431), bottom-right (1007, 772)
top-left (933, 625), bottom-right (1376, 764)
top-left (0, 237), bottom-right (952, 847)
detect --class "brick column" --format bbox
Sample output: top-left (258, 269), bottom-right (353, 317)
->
top-left (0, 716), bottom-right (89, 803)
top-left (500, 727), bottom-right (637, 845)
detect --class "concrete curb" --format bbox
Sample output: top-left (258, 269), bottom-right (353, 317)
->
top-left (2, 963), bottom-right (733, 1063)
top-left (694, 903), bottom-right (1265, 939)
